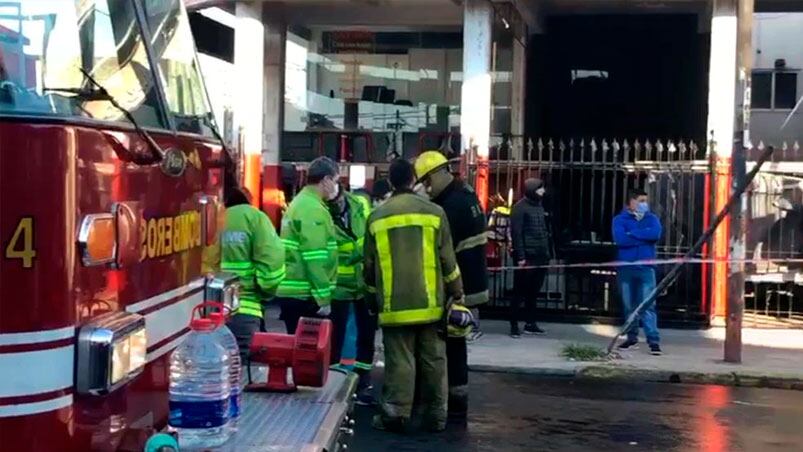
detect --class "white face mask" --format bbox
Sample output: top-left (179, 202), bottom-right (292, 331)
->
top-left (535, 187), bottom-right (546, 197)
top-left (327, 180), bottom-right (340, 201)
top-left (413, 183), bottom-right (427, 197)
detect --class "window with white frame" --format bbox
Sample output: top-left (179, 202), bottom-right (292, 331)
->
top-left (751, 70), bottom-right (799, 110)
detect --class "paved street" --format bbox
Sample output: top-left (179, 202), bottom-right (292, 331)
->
top-left (351, 372), bottom-right (803, 451)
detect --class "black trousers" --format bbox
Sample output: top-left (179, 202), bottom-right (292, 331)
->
top-left (511, 265), bottom-right (548, 324)
top-left (227, 313), bottom-right (263, 359)
top-left (278, 297), bottom-right (322, 334)
top-left (329, 298), bottom-right (378, 372)
top-left (446, 337), bottom-right (468, 387)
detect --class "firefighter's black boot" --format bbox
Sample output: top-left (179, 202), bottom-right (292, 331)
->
top-left (446, 336), bottom-right (469, 419)
top-left (448, 385), bottom-right (468, 419)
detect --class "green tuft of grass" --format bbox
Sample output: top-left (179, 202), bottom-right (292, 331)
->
top-left (560, 343), bottom-right (608, 361)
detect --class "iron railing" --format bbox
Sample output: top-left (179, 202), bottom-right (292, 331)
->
top-left (744, 141), bottom-right (803, 327)
top-left (470, 136), bottom-right (803, 328)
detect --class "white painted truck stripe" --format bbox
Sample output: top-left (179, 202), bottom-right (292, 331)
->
top-left (0, 395), bottom-right (73, 418)
top-left (0, 345), bottom-right (74, 397)
top-left (126, 279), bottom-right (205, 314)
top-left (0, 326), bottom-right (75, 346)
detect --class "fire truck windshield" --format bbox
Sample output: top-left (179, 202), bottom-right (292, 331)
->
top-left (0, 0), bottom-right (213, 137)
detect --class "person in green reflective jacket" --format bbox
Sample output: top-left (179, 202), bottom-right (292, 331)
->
top-left (222, 187), bottom-right (286, 357)
top-left (327, 187), bottom-right (377, 406)
top-left (276, 156), bottom-right (340, 333)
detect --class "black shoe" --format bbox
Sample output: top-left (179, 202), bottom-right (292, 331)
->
top-left (617, 339), bottom-right (639, 350)
top-left (649, 344), bottom-right (663, 356)
top-left (426, 422), bottom-right (447, 433)
top-left (356, 391), bottom-right (376, 406)
top-left (448, 390), bottom-right (468, 420)
top-left (523, 323), bottom-right (546, 335)
top-left (372, 415), bottom-right (406, 433)
top-left (355, 373), bottom-right (376, 406)
top-left (510, 323), bottom-right (521, 339)
top-left (357, 372), bottom-right (372, 391)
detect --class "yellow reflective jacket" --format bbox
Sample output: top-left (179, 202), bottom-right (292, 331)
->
top-left (364, 191), bottom-right (464, 326)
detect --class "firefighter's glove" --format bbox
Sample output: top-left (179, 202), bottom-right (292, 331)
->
top-left (452, 295), bottom-right (466, 306)
top-left (317, 304), bottom-right (331, 317)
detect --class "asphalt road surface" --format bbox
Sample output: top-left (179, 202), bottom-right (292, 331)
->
top-left (350, 372), bottom-right (803, 451)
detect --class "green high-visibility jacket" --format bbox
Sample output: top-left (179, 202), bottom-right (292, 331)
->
top-left (331, 192), bottom-right (368, 301)
top-left (277, 186), bottom-right (338, 306)
top-left (354, 193), bottom-right (372, 216)
top-left (364, 191), bottom-right (464, 327)
top-left (221, 204), bottom-right (286, 318)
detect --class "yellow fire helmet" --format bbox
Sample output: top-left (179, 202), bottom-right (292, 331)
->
top-left (447, 304), bottom-right (476, 338)
top-left (414, 150), bottom-right (449, 182)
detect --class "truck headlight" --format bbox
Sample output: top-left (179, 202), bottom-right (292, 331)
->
top-left (205, 272), bottom-right (240, 313)
top-left (77, 312), bottom-right (147, 395)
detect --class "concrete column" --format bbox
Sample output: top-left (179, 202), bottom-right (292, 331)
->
top-left (706, 0), bottom-right (738, 156)
top-left (511, 38), bottom-right (526, 158)
top-left (705, 0), bottom-right (754, 345)
top-left (461, 0), bottom-right (493, 210)
top-left (705, 0), bottom-right (738, 322)
top-left (262, 12), bottom-right (286, 224)
top-left (234, 2), bottom-right (264, 208)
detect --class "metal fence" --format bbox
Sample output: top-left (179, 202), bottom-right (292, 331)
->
top-left (469, 136), bottom-right (803, 328)
top-left (470, 136), bottom-right (711, 326)
top-left (744, 142), bottom-right (803, 327)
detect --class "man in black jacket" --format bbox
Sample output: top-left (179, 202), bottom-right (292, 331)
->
top-left (414, 150), bottom-right (489, 420)
top-left (510, 178), bottom-right (551, 337)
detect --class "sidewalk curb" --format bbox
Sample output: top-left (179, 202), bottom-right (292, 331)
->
top-left (470, 364), bottom-right (803, 391)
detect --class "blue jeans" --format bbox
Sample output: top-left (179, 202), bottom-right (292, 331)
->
top-left (617, 266), bottom-right (660, 345)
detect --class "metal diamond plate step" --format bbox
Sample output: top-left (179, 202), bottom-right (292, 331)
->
top-left (214, 369), bottom-right (356, 452)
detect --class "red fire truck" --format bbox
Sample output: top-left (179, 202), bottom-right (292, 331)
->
top-left (0, 1), bottom-right (354, 451)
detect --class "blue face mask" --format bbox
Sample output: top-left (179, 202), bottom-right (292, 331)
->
top-left (636, 201), bottom-right (650, 214)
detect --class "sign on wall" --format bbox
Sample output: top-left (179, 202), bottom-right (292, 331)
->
top-left (324, 31), bottom-right (375, 54)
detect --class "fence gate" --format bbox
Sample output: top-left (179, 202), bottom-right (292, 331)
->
top-left (743, 142), bottom-right (803, 328)
top-left (470, 136), bottom-right (711, 326)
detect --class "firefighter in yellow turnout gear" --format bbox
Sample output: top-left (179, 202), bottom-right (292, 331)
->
top-left (364, 160), bottom-right (464, 433)
top-left (327, 188), bottom-right (377, 405)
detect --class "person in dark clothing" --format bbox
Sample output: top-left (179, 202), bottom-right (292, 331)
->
top-left (414, 151), bottom-right (489, 420)
top-left (509, 178), bottom-right (551, 338)
top-left (612, 188), bottom-right (663, 355)
top-left (371, 178), bottom-right (392, 207)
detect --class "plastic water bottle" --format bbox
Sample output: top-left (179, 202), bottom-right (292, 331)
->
top-left (209, 312), bottom-right (242, 433)
top-left (169, 316), bottom-right (232, 449)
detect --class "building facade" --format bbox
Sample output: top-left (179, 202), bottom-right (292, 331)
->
top-left (187, 0), bottom-right (803, 328)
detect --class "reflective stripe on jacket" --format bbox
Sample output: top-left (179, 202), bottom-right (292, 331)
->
top-left (364, 192), bottom-right (463, 326)
top-left (221, 204), bottom-right (285, 318)
top-left (432, 179), bottom-right (489, 306)
top-left (332, 192), bottom-right (368, 301)
top-left (277, 186), bottom-right (338, 305)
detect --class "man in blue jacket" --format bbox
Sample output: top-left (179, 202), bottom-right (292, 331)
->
top-left (612, 188), bottom-right (663, 355)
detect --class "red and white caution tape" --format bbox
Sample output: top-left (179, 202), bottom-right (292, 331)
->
top-left (488, 257), bottom-right (803, 271)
